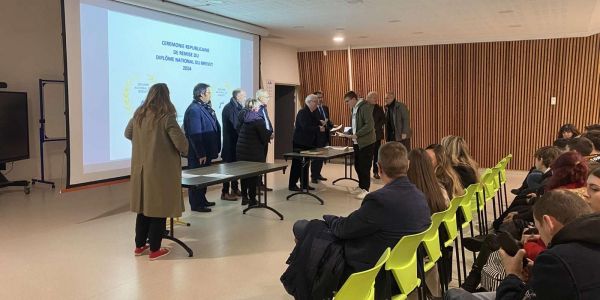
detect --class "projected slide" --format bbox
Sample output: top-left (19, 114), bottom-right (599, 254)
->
top-left (64, 0), bottom-right (258, 186)
top-left (105, 10), bottom-right (240, 161)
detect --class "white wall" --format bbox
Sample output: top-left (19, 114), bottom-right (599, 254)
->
top-left (0, 0), bottom-right (66, 186)
top-left (259, 40), bottom-right (300, 162)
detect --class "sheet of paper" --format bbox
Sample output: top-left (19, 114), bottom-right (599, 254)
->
top-left (331, 124), bottom-right (343, 132)
top-left (202, 173), bottom-right (233, 179)
top-left (181, 173), bottom-right (201, 178)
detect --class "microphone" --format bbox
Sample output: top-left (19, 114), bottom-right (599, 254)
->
top-left (0, 82), bottom-right (7, 89)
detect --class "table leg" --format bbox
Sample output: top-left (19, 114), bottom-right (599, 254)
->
top-left (164, 217), bottom-right (193, 257)
top-left (332, 153), bottom-right (359, 185)
top-left (286, 157), bottom-right (325, 205)
top-left (243, 173), bottom-right (285, 220)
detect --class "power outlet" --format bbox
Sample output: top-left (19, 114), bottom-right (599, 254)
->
top-left (550, 96), bottom-right (557, 105)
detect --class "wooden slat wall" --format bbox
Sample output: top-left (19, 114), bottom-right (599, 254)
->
top-left (297, 34), bottom-right (600, 170)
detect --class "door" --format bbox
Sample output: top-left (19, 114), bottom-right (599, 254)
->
top-left (274, 84), bottom-right (297, 159)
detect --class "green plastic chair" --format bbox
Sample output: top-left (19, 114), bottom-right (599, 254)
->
top-left (422, 210), bottom-right (447, 273)
top-left (439, 194), bottom-right (466, 285)
top-left (441, 194), bottom-right (463, 248)
top-left (386, 230), bottom-right (428, 300)
top-left (335, 248), bottom-right (391, 300)
top-left (458, 184), bottom-right (477, 230)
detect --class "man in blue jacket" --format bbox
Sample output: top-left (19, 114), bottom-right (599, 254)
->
top-left (220, 88), bottom-right (245, 201)
top-left (324, 141), bottom-right (431, 274)
top-left (183, 83), bottom-right (221, 213)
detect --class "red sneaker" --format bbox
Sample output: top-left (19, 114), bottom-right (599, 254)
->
top-left (149, 248), bottom-right (170, 260)
top-left (134, 245), bottom-right (150, 256)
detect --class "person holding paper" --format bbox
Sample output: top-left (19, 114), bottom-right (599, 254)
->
top-left (125, 83), bottom-right (188, 260)
top-left (339, 91), bottom-right (376, 199)
top-left (311, 91), bottom-right (334, 184)
top-left (183, 83), bottom-right (221, 213)
top-left (236, 98), bottom-right (271, 206)
top-left (289, 94), bottom-right (324, 191)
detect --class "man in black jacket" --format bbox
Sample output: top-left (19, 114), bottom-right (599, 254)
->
top-left (311, 91), bottom-right (333, 184)
top-left (289, 94), bottom-right (324, 191)
top-left (324, 142), bottom-right (431, 274)
top-left (366, 91), bottom-right (386, 179)
top-left (446, 190), bottom-right (600, 300)
top-left (384, 92), bottom-right (411, 150)
top-left (220, 88), bottom-right (245, 201)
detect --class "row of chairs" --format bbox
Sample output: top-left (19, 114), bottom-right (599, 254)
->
top-left (334, 154), bottom-right (513, 300)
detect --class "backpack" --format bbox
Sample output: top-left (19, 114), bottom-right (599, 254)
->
top-left (281, 220), bottom-right (346, 300)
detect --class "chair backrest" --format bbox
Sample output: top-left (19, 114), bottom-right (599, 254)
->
top-left (441, 194), bottom-right (463, 244)
top-left (335, 248), bottom-right (391, 300)
top-left (386, 230), bottom-right (427, 295)
top-left (422, 209), bottom-right (447, 271)
top-left (481, 169), bottom-right (497, 201)
top-left (458, 184), bottom-right (478, 224)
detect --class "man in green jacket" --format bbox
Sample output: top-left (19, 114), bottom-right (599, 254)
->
top-left (340, 91), bottom-right (376, 199)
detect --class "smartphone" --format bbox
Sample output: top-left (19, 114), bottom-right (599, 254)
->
top-left (523, 228), bottom-right (539, 235)
top-left (498, 231), bottom-right (521, 256)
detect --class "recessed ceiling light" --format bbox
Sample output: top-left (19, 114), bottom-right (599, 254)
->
top-left (498, 10), bottom-right (514, 14)
top-left (412, 31), bottom-right (424, 35)
top-left (388, 19), bottom-right (401, 23)
top-left (509, 24), bottom-right (522, 28)
top-left (333, 36), bottom-right (345, 42)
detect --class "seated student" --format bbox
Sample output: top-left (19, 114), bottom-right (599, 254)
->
top-left (581, 130), bottom-right (600, 162)
top-left (495, 151), bottom-right (589, 232)
top-left (440, 135), bottom-right (480, 188)
top-left (552, 138), bottom-right (569, 152)
top-left (426, 144), bottom-right (464, 199)
top-left (512, 146), bottom-right (561, 197)
top-left (557, 123), bottom-right (581, 140)
top-left (296, 142), bottom-right (431, 276)
top-left (566, 136), bottom-right (594, 156)
top-left (446, 189), bottom-right (600, 300)
top-left (585, 123), bottom-right (600, 132)
top-left (588, 166), bottom-right (600, 211)
top-left (407, 148), bottom-right (449, 298)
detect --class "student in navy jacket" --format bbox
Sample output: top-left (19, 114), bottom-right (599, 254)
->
top-left (324, 142), bottom-right (431, 273)
top-left (183, 83), bottom-right (221, 213)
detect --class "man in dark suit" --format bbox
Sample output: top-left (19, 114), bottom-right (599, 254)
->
top-left (183, 83), bottom-right (221, 213)
top-left (289, 94), bottom-right (324, 191)
top-left (220, 88), bottom-right (245, 201)
top-left (257, 89), bottom-right (274, 192)
top-left (365, 91), bottom-right (386, 179)
top-left (384, 92), bottom-right (411, 150)
top-left (294, 142), bottom-right (431, 278)
top-left (311, 91), bottom-right (333, 184)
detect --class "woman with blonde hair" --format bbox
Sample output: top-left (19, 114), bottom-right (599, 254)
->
top-left (125, 83), bottom-right (188, 260)
top-left (426, 143), bottom-right (465, 199)
top-left (440, 135), bottom-right (480, 188)
top-left (236, 98), bottom-right (271, 206)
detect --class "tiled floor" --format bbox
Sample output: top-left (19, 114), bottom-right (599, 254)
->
top-left (0, 161), bottom-right (527, 299)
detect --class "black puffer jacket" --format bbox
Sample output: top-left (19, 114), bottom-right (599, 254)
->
top-left (497, 213), bottom-right (600, 300)
top-left (236, 109), bottom-right (270, 162)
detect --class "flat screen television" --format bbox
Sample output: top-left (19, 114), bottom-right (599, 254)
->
top-left (0, 91), bottom-right (29, 163)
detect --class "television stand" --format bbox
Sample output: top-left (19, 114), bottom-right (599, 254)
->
top-left (0, 173), bottom-right (30, 194)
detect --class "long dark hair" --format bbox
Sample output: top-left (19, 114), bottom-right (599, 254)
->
top-left (557, 123), bottom-right (580, 139)
top-left (546, 151), bottom-right (588, 191)
top-left (133, 83), bottom-right (176, 126)
top-left (407, 148), bottom-right (448, 213)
